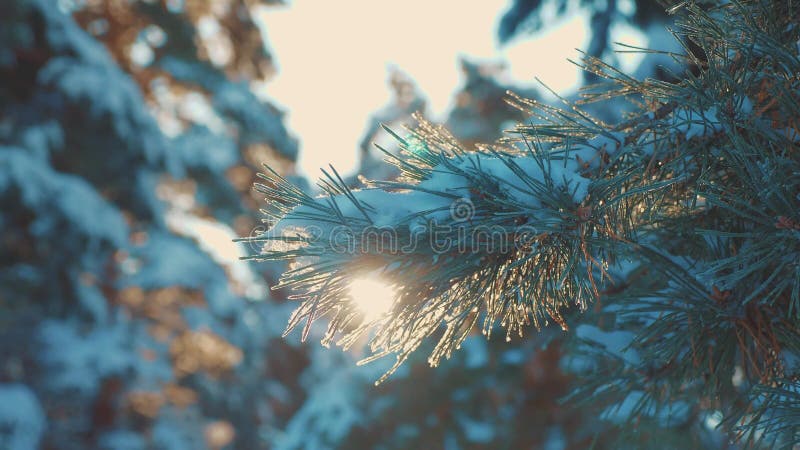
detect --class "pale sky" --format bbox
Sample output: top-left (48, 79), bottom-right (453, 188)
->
top-left (256, 1), bottom-right (645, 180)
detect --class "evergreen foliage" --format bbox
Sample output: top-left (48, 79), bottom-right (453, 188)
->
top-left (250, 1), bottom-right (800, 446)
top-left (0, 1), bottom-right (304, 448)
top-left (498, 0), bottom-right (673, 80)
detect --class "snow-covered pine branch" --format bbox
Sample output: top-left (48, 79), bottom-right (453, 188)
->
top-left (249, 1), bottom-right (800, 445)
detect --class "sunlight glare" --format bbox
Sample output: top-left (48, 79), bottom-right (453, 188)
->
top-left (349, 277), bottom-right (396, 322)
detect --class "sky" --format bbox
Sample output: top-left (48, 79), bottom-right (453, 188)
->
top-left (256, 0), bottom-right (645, 180)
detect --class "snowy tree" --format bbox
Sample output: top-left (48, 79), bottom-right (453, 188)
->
top-left (1, 0), bottom-right (304, 448)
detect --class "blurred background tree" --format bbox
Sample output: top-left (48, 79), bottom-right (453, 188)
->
top-left (497, 0), bottom-right (673, 81)
top-left (1, 0), bottom-right (304, 448)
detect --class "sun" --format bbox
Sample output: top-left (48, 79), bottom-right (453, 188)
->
top-left (349, 277), bottom-right (396, 322)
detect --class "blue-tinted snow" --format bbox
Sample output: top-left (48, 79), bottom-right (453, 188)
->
top-left (674, 107), bottom-right (723, 140)
top-left (0, 384), bottom-right (45, 450)
top-left (152, 418), bottom-right (204, 450)
top-left (159, 57), bottom-right (299, 161)
top-left (38, 319), bottom-right (137, 395)
top-left (123, 231), bottom-right (243, 317)
top-left (36, 57), bottom-right (174, 172)
top-left (275, 150), bottom-right (591, 237)
top-left (276, 369), bottom-right (365, 450)
top-left (457, 413), bottom-right (495, 443)
top-left (601, 390), bottom-right (690, 427)
top-left (462, 337), bottom-right (489, 369)
top-left (0, 149), bottom-right (128, 247)
top-left (575, 324), bottom-right (640, 365)
top-left (171, 126), bottom-right (239, 175)
top-left (97, 430), bottom-right (146, 450)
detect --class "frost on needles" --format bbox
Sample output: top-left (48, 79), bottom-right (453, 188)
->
top-left (246, 1), bottom-right (799, 445)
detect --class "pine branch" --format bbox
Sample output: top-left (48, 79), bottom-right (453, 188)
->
top-left (244, 0), bottom-right (800, 444)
